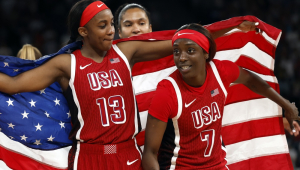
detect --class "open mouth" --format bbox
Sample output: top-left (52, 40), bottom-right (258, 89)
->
top-left (180, 65), bottom-right (192, 72)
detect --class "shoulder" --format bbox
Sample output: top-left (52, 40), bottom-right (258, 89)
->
top-left (212, 59), bottom-right (240, 85)
top-left (213, 59), bottom-right (237, 71)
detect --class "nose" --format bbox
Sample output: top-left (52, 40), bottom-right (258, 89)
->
top-left (179, 52), bottom-right (188, 62)
top-left (132, 24), bottom-right (141, 34)
top-left (107, 24), bottom-right (115, 35)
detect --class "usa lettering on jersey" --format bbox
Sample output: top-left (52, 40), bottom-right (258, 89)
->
top-left (87, 69), bottom-right (123, 90)
top-left (191, 102), bottom-right (221, 129)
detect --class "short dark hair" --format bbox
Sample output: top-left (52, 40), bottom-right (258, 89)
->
top-left (67, 0), bottom-right (97, 44)
top-left (115, 3), bottom-right (151, 32)
top-left (176, 23), bottom-right (216, 62)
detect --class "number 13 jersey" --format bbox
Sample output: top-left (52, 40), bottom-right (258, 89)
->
top-left (65, 45), bottom-right (140, 145)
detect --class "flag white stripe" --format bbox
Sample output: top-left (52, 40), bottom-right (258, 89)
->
top-left (224, 28), bottom-right (279, 46)
top-left (0, 160), bottom-right (12, 170)
top-left (139, 110), bottom-right (148, 130)
top-left (133, 66), bottom-right (176, 95)
top-left (222, 98), bottom-right (282, 127)
top-left (214, 42), bottom-right (274, 71)
top-left (226, 135), bottom-right (289, 165)
top-left (244, 69), bottom-right (278, 83)
top-left (0, 132), bottom-right (70, 169)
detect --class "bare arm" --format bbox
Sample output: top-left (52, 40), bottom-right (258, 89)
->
top-left (234, 67), bottom-right (300, 133)
top-left (116, 40), bottom-right (173, 67)
top-left (0, 54), bottom-right (70, 95)
top-left (211, 21), bottom-right (259, 40)
top-left (142, 114), bottom-right (167, 170)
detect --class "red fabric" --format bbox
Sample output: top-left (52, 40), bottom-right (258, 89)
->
top-left (80, 1), bottom-right (109, 27)
top-left (149, 60), bottom-right (239, 122)
top-left (172, 29), bottom-right (210, 53)
top-left (227, 154), bottom-right (294, 170)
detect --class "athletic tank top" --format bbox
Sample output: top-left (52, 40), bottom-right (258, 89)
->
top-left (65, 45), bottom-right (140, 144)
top-left (158, 61), bottom-right (228, 170)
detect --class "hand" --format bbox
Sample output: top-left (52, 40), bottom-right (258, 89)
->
top-left (237, 21), bottom-right (260, 33)
top-left (284, 102), bottom-right (300, 136)
top-left (283, 117), bottom-right (300, 136)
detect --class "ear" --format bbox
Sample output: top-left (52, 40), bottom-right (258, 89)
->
top-left (205, 53), bottom-right (209, 59)
top-left (78, 27), bottom-right (88, 37)
top-left (149, 24), bottom-right (152, 32)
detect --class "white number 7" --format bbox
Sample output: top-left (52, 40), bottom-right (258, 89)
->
top-left (200, 129), bottom-right (215, 157)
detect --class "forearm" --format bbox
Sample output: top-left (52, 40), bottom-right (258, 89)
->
top-left (142, 151), bottom-right (160, 170)
top-left (0, 73), bottom-right (18, 95)
top-left (211, 26), bottom-right (237, 40)
top-left (243, 71), bottom-right (291, 111)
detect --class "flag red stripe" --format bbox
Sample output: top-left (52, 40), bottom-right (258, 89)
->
top-left (216, 31), bottom-right (276, 58)
top-left (222, 117), bottom-right (285, 145)
top-left (234, 56), bottom-right (275, 76)
top-left (136, 91), bottom-right (156, 112)
top-left (227, 153), bottom-right (293, 170)
top-left (132, 55), bottom-right (174, 76)
top-left (0, 145), bottom-right (65, 170)
top-left (225, 82), bottom-right (279, 105)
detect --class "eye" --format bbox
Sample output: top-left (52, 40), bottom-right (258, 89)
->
top-left (99, 24), bottom-right (106, 29)
top-left (111, 21), bottom-right (114, 26)
top-left (124, 23), bottom-right (132, 27)
top-left (187, 48), bottom-right (195, 53)
top-left (140, 22), bottom-right (145, 26)
top-left (173, 48), bottom-right (180, 54)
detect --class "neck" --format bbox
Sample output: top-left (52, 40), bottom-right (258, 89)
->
top-left (80, 42), bottom-right (107, 62)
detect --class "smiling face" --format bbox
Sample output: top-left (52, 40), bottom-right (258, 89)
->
top-left (173, 38), bottom-right (209, 86)
top-left (80, 9), bottom-right (115, 51)
top-left (118, 8), bottom-right (152, 38)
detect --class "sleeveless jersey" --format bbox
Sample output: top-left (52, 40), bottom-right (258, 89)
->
top-left (153, 61), bottom-right (231, 170)
top-left (65, 45), bottom-right (140, 145)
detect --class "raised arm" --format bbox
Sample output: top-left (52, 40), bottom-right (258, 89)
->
top-left (234, 67), bottom-right (300, 134)
top-left (116, 40), bottom-right (173, 67)
top-left (211, 21), bottom-right (259, 40)
top-left (0, 54), bottom-right (70, 95)
top-left (142, 114), bottom-right (167, 170)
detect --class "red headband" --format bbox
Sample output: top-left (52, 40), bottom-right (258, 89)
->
top-left (80, 1), bottom-right (109, 27)
top-left (172, 29), bottom-right (210, 53)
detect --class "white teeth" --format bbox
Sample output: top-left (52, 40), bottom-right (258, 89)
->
top-left (182, 66), bottom-right (189, 69)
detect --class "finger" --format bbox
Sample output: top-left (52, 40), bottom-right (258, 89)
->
top-left (255, 22), bottom-right (259, 26)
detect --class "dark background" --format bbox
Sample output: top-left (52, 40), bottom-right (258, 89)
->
top-left (0, 0), bottom-right (299, 168)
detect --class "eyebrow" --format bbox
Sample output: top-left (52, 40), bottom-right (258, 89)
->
top-left (123, 18), bottom-right (147, 23)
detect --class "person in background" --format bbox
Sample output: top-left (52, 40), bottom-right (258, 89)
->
top-left (17, 44), bottom-right (42, 60)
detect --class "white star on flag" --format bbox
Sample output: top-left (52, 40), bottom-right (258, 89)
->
top-left (45, 111), bottom-right (50, 118)
top-left (0, 128), bottom-right (1, 131)
top-left (6, 98), bottom-right (14, 106)
top-left (66, 49), bottom-right (72, 54)
top-left (67, 111), bottom-right (71, 118)
top-left (9, 136), bottom-right (14, 139)
top-left (13, 69), bottom-right (19, 72)
top-left (47, 135), bottom-right (55, 142)
top-left (20, 135), bottom-right (28, 141)
top-left (59, 121), bottom-right (65, 128)
top-left (8, 123), bottom-right (15, 129)
top-left (21, 111), bottom-right (29, 119)
top-left (40, 89), bottom-right (46, 94)
top-left (34, 140), bottom-right (41, 145)
top-left (53, 98), bottom-right (60, 106)
top-left (29, 99), bottom-right (36, 107)
top-left (3, 62), bottom-right (9, 67)
top-left (35, 123), bottom-right (43, 131)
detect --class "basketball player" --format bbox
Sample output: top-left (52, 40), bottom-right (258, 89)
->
top-left (142, 23), bottom-right (300, 169)
top-left (0, 0), bottom-right (175, 169)
top-left (115, 3), bottom-right (300, 138)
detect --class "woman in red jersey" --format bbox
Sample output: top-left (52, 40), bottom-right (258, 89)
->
top-left (0, 0), bottom-right (171, 169)
top-left (142, 23), bottom-right (300, 170)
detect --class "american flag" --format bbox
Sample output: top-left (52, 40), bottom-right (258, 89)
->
top-left (0, 16), bottom-right (293, 170)
top-left (110, 58), bottom-right (120, 64)
top-left (115, 15), bottom-right (293, 169)
top-left (211, 88), bottom-right (219, 97)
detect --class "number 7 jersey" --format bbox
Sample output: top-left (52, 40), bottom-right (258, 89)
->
top-left (65, 45), bottom-right (140, 145)
top-left (149, 60), bottom-right (240, 170)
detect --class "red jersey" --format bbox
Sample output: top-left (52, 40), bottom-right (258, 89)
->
top-left (66, 44), bottom-right (141, 144)
top-left (149, 60), bottom-right (239, 170)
